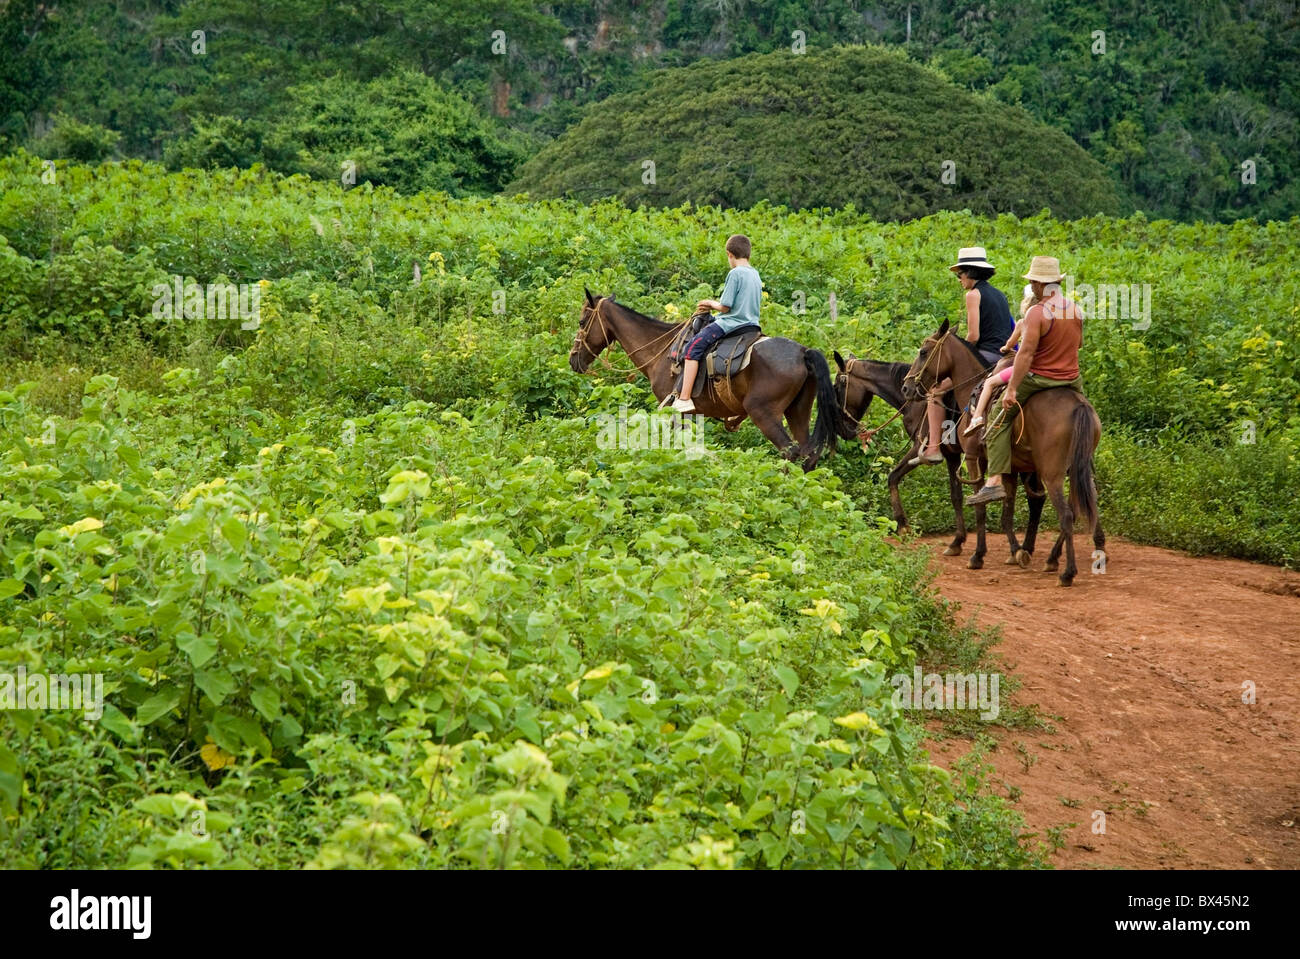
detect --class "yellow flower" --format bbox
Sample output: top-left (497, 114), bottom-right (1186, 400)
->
top-left (834, 712), bottom-right (884, 733)
top-left (59, 516), bottom-right (104, 537)
top-left (200, 737), bottom-right (236, 771)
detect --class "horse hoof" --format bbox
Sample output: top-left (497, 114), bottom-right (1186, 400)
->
top-left (943, 546), bottom-right (961, 556)
top-left (1044, 560), bottom-right (1059, 572)
top-left (1004, 554), bottom-right (1019, 565)
top-left (1058, 576), bottom-right (1074, 587)
top-left (968, 556), bottom-right (984, 570)
top-left (1016, 549), bottom-right (1031, 569)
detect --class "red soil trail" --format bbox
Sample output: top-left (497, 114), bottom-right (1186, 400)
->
top-left (917, 534), bottom-right (1300, 869)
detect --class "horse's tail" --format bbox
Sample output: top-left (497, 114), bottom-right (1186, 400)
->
top-left (807, 349), bottom-right (851, 462)
top-left (1068, 401), bottom-right (1099, 533)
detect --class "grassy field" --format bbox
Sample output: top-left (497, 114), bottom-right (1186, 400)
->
top-left (0, 155), bottom-right (1295, 866)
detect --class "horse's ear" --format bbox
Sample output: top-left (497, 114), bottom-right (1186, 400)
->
top-left (833, 351), bottom-right (846, 372)
top-left (584, 286), bottom-right (595, 306)
top-left (937, 319), bottom-right (950, 337)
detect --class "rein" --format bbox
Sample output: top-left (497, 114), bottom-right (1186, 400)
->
top-left (841, 357), bottom-right (910, 452)
top-left (573, 297), bottom-right (683, 377)
top-left (907, 331), bottom-right (1000, 413)
top-left (902, 328), bottom-right (950, 393)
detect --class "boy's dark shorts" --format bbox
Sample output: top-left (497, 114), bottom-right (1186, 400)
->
top-left (685, 322), bottom-right (761, 361)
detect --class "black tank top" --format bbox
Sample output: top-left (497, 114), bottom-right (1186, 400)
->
top-left (972, 280), bottom-right (1014, 357)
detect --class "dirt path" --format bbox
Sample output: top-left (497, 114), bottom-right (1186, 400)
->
top-left (917, 533), bottom-right (1300, 869)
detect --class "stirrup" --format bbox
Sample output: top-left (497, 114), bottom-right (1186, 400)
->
top-left (658, 392), bottom-right (678, 409)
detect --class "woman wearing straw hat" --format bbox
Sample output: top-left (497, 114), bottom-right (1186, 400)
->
top-left (910, 246), bottom-right (1014, 465)
top-left (967, 255), bottom-right (1086, 506)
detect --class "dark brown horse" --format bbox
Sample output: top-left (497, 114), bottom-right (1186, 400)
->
top-left (831, 350), bottom-right (1031, 564)
top-left (569, 290), bottom-right (853, 471)
top-left (901, 320), bottom-right (1105, 586)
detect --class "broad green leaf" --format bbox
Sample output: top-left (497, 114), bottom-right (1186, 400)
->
top-left (194, 668), bottom-right (236, 706)
top-left (250, 685), bottom-right (280, 721)
top-left (176, 632), bottom-right (217, 668)
top-left (136, 687), bottom-right (182, 726)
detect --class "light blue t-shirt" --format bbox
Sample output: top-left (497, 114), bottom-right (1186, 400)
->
top-left (716, 264), bottom-right (762, 332)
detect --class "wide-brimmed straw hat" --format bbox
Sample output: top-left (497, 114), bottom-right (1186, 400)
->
top-left (949, 246), bottom-right (995, 273)
top-left (1023, 256), bottom-right (1066, 283)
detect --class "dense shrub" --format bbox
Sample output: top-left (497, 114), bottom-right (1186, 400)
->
top-left (510, 46), bottom-right (1127, 219)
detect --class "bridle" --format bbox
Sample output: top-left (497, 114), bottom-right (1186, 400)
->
top-left (571, 296), bottom-right (686, 375)
top-left (904, 329), bottom-right (997, 408)
top-left (571, 297), bottom-right (614, 362)
top-left (837, 356), bottom-right (903, 450)
top-left (902, 328), bottom-right (951, 395)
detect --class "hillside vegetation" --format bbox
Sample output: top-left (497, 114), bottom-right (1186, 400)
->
top-left (2, 1), bottom-right (1295, 221)
top-left (1, 156), bottom-right (1296, 867)
top-left (510, 45), bottom-right (1127, 219)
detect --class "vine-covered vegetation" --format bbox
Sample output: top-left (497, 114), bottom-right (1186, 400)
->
top-left (0, 156), bottom-right (1295, 867)
top-left (3, 1), bottom-right (1295, 220)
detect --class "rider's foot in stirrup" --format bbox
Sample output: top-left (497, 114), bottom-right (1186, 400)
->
top-left (963, 414), bottom-right (984, 435)
top-left (672, 397), bottom-right (696, 414)
top-left (966, 484), bottom-right (1005, 506)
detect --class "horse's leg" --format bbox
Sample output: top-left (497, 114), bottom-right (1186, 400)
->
top-left (1018, 474), bottom-right (1045, 568)
top-left (969, 501), bottom-right (988, 569)
top-left (888, 449), bottom-right (919, 534)
top-left (1088, 484), bottom-right (1106, 573)
top-left (784, 378), bottom-right (817, 469)
top-left (1044, 479), bottom-right (1077, 586)
top-left (1002, 472), bottom-right (1021, 564)
top-left (745, 395), bottom-right (802, 467)
top-left (943, 451), bottom-right (968, 557)
top-left (1045, 529), bottom-right (1064, 572)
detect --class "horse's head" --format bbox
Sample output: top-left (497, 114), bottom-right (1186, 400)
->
top-left (832, 351), bottom-right (868, 438)
top-left (901, 320), bottom-right (953, 401)
top-left (569, 287), bottom-right (615, 373)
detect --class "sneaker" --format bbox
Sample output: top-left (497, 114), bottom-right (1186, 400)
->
top-left (672, 397), bottom-right (696, 414)
top-left (908, 450), bottom-right (944, 466)
top-left (966, 484), bottom-right (1006, 506)
top-left (963, 415), bottom-right (984, 436)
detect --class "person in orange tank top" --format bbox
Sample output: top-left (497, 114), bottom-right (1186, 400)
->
top-left (966, 256), bottom-right (1086, 506)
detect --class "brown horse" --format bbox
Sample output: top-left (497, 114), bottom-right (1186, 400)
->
top-left (901, 319), bottom-right (1105, 586)
top-left (569, 290), bottom-right (853, 471)
top-left (831, 351), bottom-right (987, 559)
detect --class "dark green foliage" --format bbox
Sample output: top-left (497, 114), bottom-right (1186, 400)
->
top-left (164, 71), bottom-right (527, 196)
top-left (3, 1), bottom-right (1296, 220)
top-left (511, 45), bottom-right (1127, 219)
top-left (28, 114), bottom-right (121, 163)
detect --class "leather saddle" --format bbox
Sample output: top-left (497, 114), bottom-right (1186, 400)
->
top-left (669, 313), bottom-right (766, 398)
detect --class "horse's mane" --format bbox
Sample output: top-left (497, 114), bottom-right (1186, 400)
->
top-left (844, 358), bottom-right (910, 412)
top-left (875, 360), bottom-right (911, 409)
top-left (952, 333), bottom-right (994, 368)
top-left (599, 297), bottom-right (681, 334)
